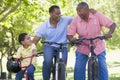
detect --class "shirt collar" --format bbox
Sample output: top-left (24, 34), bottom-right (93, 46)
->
top-left (48, 17), bottom-right (63, 28)
top-left (78, 13), bottom-right (94, 22)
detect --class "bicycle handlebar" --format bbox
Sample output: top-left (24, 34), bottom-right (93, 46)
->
top-left (74, 36), bottom-right (106, 45)
top-left (41, 41), bottom-right (72, 46)
top-left (35, 52), bottom-right (43, 57)
top-left (8, 52), bottom-right (43, 61)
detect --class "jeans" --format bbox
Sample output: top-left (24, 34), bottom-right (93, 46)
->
top-left (15, 64), bottom-right (35, 80)
top-left (42, 45), bottom-right (68, 80)
top-left (74, 51), bottom-right (108, 80)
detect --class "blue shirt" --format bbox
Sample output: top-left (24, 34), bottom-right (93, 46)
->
top-left (36, 16), bottom-right (72, 47)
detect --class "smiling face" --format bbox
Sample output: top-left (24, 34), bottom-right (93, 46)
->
top-left (50, 8), bottom-right (61, 22)
top-left (21, 35), bottom-right (32, 46)
top-left (77, 7), bottom-right (89, 19)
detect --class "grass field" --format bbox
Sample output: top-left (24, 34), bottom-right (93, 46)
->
top-left (0, 49), bottom-right (120, 80)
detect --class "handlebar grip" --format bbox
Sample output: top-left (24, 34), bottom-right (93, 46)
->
top-left (36, 52), bottom-right (43, 57)
top-left (99, 36), bottom-right (106, 40)
top-left (75, 38), bottom-right (84, 45)
top-left (41, 41), bottom-right (53, 45)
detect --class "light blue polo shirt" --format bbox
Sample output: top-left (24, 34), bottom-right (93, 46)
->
top-left (36, 16), bottom-right (72, 47)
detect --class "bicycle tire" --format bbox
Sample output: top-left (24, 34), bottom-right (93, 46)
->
top-left (51, 53), bottom-right (57, 80)
top-left (88, 57), bottom-right (93, 80)
top-left (88, 57), bottom-right (99, 80)
top-left (93, 58), bottom-right (99, 80)
top-left (51, 64), bottom-right (56, 80)
top-left (58, 61), bottom-right (66, 80)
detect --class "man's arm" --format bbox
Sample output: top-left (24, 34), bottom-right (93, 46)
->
top-left (32, 36), bottom-right (41, 45)
top-left (104, 23), bottom-right (116, 39)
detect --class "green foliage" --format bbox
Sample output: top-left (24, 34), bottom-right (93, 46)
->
top-left (0, 0), bottom-right (119, 78)
top-left (0, 0), bottom-right (120, 66)
top-left (87, 0), bottom-right (120, 49)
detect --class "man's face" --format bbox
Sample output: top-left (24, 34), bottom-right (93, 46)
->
top-left (50, 8), bottom-right (61, 22)
top-left (76, 7), bottom-right (89, 20)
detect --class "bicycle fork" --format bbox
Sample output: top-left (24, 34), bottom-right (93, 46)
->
top-left (55, 62), bottom-right (59, 80)
top-left (25, 70), bottom-right (29, 80)
top-left (55, 51), bottom-right (66, 80)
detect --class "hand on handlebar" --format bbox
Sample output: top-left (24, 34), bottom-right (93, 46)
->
top-left (7, 56), bottom-right (14, 60)
top-left (75, 38), bottom-right (84, 45)
top-left (70, 38), bottom-right (84, 46)
top-left (104, 33), bottom-right (112, 39)
top-left (71, 36), bottom-right (106, 46)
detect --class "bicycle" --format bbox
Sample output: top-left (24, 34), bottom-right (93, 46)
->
top-left (7, 52), bottom-right (43, 80)
top-left (41, 41), bottom-right (71, 80)
top-left (73, 36), bottom-right (105, 80)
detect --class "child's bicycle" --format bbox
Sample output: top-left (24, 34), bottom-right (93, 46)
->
top-left (41, 41), bottom-right (71, 80)
top-left (7, 52), bottom-right (42, 80)
top-left (73, 36), bottom-right (105, 80)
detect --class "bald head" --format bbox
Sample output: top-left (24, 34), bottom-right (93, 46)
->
top-left (76, 2), bottom-right (90, 22)
top-left (77, 2), bottom-right (89, 10)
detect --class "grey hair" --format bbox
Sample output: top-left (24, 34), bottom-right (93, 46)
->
top-left (77, 2), bottom-right (89, 9)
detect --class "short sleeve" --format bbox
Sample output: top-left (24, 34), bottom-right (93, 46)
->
top-left (15, 47), bottom-right (22, 58)
top-left (36, 23), bottom-right (46, 37)
top-left (67, 17), bottom-right (77, 36)
top-left (31, 44), bottom-right (36, 50)
top-left (96, 12), bottom-right (114, 28)
top-left (66, 16), bottom-right (73, 24)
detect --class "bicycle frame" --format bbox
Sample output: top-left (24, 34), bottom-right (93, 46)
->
top-left (12, 52), bottom-right (42, 80)
top-left (41, 41), bottom-right (71, 80)
top-left (55, 43), bottom-right (66, 80)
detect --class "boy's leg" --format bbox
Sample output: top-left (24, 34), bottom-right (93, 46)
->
top-left (27, 64), bottom-right (35, 80)
top-left (74, 51), bottom-right (88, 80)
top-left (98, 51), bottom-right (108, 80)
top-left (42, 45), bottom-right (55, 80)
top-left (15, 70), bottom-right (24, 80)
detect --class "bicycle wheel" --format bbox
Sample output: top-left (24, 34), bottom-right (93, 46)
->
top-left (58, 61), bottom-right (66, 80)
top-left (51, 63), bottom-right (56, 80)
top-left (88, 57), bottom-right (93, 80)
top-left (93, 57), bottom-right (99, 80)
top-left (88, 57), bottom-right (99, 80)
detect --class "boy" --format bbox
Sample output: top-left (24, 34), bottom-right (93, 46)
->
top-left (10, 33), bottom-right (37, 80)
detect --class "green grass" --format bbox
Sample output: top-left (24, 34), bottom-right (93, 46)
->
top-left (0, 73), bottom-right (120, 80)
top-left (1, 49), bottom-right (120, 80)
top-left (110, 74), bottom-right (120, 80)
top-left (1, 67), bottom-right (120, 80)
top-left (107, 61), bottom-right (120, 68)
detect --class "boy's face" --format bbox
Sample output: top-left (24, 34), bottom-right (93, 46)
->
top-left (21, 35), bottom-right (32, 46)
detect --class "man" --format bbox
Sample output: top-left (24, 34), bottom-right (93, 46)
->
top-left (67, 2), bottom-right (116, 80)
top-left (32, 5), bottom-right (72, 80)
